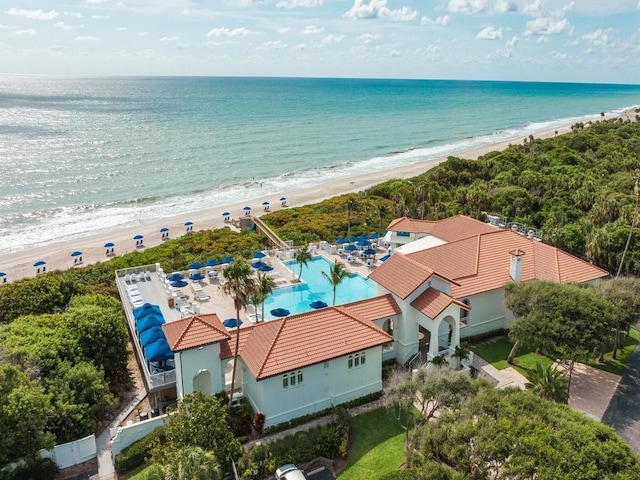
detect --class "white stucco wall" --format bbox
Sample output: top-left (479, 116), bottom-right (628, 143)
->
top-left (174, 343), bottom-right (224, 399)
top-left (246, 346), bottom-right (384, 428)
top-left (459, 288), bottom-right (512, 338)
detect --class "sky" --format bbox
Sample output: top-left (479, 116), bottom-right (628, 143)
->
top-left (1, 0), bottom-right (639, 83)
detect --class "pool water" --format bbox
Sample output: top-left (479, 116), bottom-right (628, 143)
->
top-left (262, 256), bottom-right (378, 319)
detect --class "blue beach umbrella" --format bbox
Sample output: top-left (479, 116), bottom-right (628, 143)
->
top-left (251, 261), bottom-right (266, 269)
top-left (364, 248), bottom-right (377, 256)
top-left (167, 272), bottom-right (184, 281)
top-left (223, 318), bottom-right (242, 329)
top-left (357, 240), bottom-right (372, 247)
top-left (185, 221), bottom-right (193, 226)
top-left (136, 313), bottom-right (165, 333)
top-left (0, 272), bottom-right (6, 277)
top-left (343, 244), bottom-right (357, 252)
top-left (280, 197), bottom-right (286, 201)
top-left (258, 264), bottom-right (273, 272)
top-left (189, 273), bottom-right (205, 281)
top-left (310, 300), bottom-right (328, 309)
top-left (222, 256), bottom-right (234, 264)
top-left (369, 232), bottom-right (379, 239)
top-left (144, 338), bottom-right (174, 363)
top-left (206, 259), bottom-right (220, 267)
top-left (33, 260), bottom-right (46, 267)
top-left (171, 280), bottom-right (188, 288)
top-left (335, 237), bottom-right (347, 245)
top-left (262, 201), bottom-right (269, 206)
top-left (270, 308), bottom-right (290, 318)
top-left (104, 242), bottom-right (115, 248)
top-left (133, 303), bottom-right (162, 321)
top-left (243, 206), bottom-right (251, 212)
top-left (222, 211), bottom-right (230, 217)
top-left (348, 236), bottom-right (358, 243)
top-left (189, 261), bottom-right (203, 270)
top-left (71, 251), bottom-right (82, 257)
top-left (140, 326), bottom-right (166, 348)
top-left (133, 234), bottom-right (144, 241)
top-left (252, 251), bottom-right (267, 259)
top-left (160, 227), bottom-right (169, 233)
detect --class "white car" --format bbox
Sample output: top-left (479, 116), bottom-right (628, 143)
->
top-left (275, 464), bottom-right (307, 480)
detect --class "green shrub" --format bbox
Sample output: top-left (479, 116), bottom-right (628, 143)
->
top-left (0, 457), bottom-right (58, 480)
top-left (114, 426), bottom-right (165, 474)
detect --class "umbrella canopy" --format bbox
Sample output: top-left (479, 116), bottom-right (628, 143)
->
top-left (280, 197), bottom-right (286, 201)
top-left (133, 303), bottom-right (163, 320)
top-left (222, 256), bottom-right (234, 264)
top-left (369, 232), bottom-right (379, 239)
top-left (206, 259), bottom-right (220, 267)
top-left (33, 260), bottom-right (46, 267)
top-left (104, 242), bottom-right (115, 248)
top-left (171, 280), bottom-right (188, 288)
top-left (223, 318), bottom-right (242, 329)
top-left (251, 261), bottom-right (266, 269)
top-left (243, 206), bottom-right (251, 211)
top-left (252, 251), bottom-right (267, 259)
top-left (133, 234), bottom-right (144, 240)
top-left (185, 221), bottom-right (193, 226)
top-left (335, 237), bottom-right (347, 244)
top-left (363, 248), bottom-right (377, 256)
top-left (71, 251), bottom-right (82, 257)
top-left (0, 272), bottom-right (6, 277)
top-left (309, 300), bottom-right (328, 309)
top-left (222, 211), bottom-right (230, 216)
top-left (140, 326), bottom-right (166, 348)
top-left (357, 240), bottom-right (372, 247)
top-left (136, 313), bottom-right (165, 334)
top-left (189, 261), bottom-right (203, 270)
top-left (145, 338), bottom-right (174, 363)
top-left (160, 227), bottom-right (169, 232)
top-left (189, 273), bottom-right (205, 281)
top-left (262, 201), bottom-right (270, 206)
top-left (167, 272), bottom-right (184, 281)
top-left (343, 244), bottom-right (357, 252)
top-left (258, 264), bottom-right (273, 272)
top-left (348, 236), bottom-right (358, 243)
top-left (270, 308), bottom-right (290, 318)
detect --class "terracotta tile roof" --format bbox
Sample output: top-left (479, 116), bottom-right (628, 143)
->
top-left (411, 288), bottom-right (469, 320)
top-left (341, 294), bottom-right (401, 319)
top-left (228, 303), bottom-right (392, 380)
top-left (386, 215), bottom-right (497, 242)
top-left (404, 228), bottom-right (608, 298)
top-left (220, 325), bottom-right (256, 360)
top-left (162, 314), bottom-right (230, 352)
top-left (369, 252), bottom-right (459, 300)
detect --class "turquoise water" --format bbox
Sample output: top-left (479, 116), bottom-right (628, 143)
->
top-left (1, 76), bottom-right (640, 253)
top-left (261, 256), bottom-right (377, 319)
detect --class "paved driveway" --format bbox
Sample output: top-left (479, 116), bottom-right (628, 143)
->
top-left (602, 341), bottom-right (640, 452)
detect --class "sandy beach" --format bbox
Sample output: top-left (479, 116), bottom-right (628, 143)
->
top-left (0, 112), bottom-right (621, 284)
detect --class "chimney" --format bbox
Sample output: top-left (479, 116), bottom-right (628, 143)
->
top-left (509, 249), bottom-right (525, 283)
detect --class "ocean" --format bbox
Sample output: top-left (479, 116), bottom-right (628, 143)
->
top-left (1, 75), bottom-right (640, 254)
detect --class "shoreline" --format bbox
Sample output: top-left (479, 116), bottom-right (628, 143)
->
top-left (0, 110), bottom-right (630, 283)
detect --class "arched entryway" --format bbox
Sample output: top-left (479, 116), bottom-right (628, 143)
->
top-left (437, 315), bottom-right (457, 354)
top-left (193, 369), bottom-right (212, 396)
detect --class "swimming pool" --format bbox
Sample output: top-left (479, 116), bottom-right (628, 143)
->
top-left (262, 256), bottom-right (378, 320)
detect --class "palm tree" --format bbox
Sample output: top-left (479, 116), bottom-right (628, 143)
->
top-left (525, 361), bottom-right (569, 403)
top-left (321, 259), bottom-right (349, 306)
top-left (250, 273), bottom-right (276, 323)
top-left (451, 345), bottom-right (470, 370)
top-left (429, 354), bottom-right (448, 368)
top-left (221, 258), bottom-right (255, 408)
top-left (294, 244), bottom-right (313, 280)
top-left (145, 447), bottom-right (221, 480)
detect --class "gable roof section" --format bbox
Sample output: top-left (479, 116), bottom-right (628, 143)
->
top-left (341, 294), bottom-right (401, 320)
top-left (369, 252), bottom-right (458, 300)
top-left (411, 288), bottom-right (469, 320)
top-left (162, 313), bottom-right (230, 352)
top-left (386, 215), bottom-right (497, 242)
top-left (234, 305), bottom-right (392, 380)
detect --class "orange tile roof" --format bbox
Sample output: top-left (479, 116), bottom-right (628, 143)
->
top-left (369, 253), bottom-right (458, 300)
top-left (411, 288), bottom-right (469, 320)
top-left (386, 215), bottom-right (497, 242)
top-left (341, 293), bottom-right (401, 319)
top-left (223, 301), bottom-right (393, 380)
top-left (162, 314), bottom-right (230, 352)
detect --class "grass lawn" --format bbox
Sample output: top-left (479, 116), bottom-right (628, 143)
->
top-left (337, 407), bottom-right (407, 480)
top-left (471, 327), bottom-right (640, 378)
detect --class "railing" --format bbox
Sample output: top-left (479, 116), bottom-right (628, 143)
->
top-left (408, 350), bottom-right (428, 371)
top-left (253, 217), bottom-right (288, 249)
top-left (149, 369), bottom-right (176, 390)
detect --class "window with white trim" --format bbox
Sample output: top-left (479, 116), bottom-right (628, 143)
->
top-left (282, 370), bottom-right (303, 389)
top-left (348, 351), bottom-right (366, 369)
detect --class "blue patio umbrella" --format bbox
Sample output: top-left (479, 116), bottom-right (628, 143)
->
top-left (0, 272), bottom-right (6, 277)
top-left (262, 201), bottom-right (270, 206)
top-left (171, 280), bottom-right (188, 288)
top-left (133, 234), bottom-right (144, 240)
top-left (358, 234), bottom-right (368, 240)
top-left (145, 338), bottom-right (174, 363)
top-left (133, 303), bottom-right (162, 321)
top-left (71, 251), bottom-right (82, 257)
top-left (160, 227), bottom-right (169, 233)
top-left (280, 197), bottom-right (286, 201)
top-left (369, 232), bottom-right (379, 239)
top-left (189, 261), bottom-right (203, 270)
top-left (363, 248), bottom-right (377, 256)
top-left (206, 259), bottom-right (220, 267)
top-left (270, 308), bottom-right (290, 318)
top-left (33, 260), bottom-right (46, 267)
top-left (140, 326), bottom-right (166, 348)
top-left (222, 211), bottom-right (230, 216)
top-left (189, 273), bottom-right (205, 281)
top-left (253, 251), bottom-right (267, 259)
top-left (335, 237), bottom-right (347, 244)
top-left (357, 240), bottom-right (372, 247)
top-left (185, 221), bottom-right (193, 226)
top-left (251, 261), bottom-right (266, 269)
top-left (243, 206), bottom-right (251, 213)
top-left (104, 242), bottom-right (115, 248)
top-left (343, 244), bottom-right (357, 252)
top-left (258, 264), bottom-right (273, 272)
top-left (309, 300), bottom-right (328, 309)
top-left (223, 318), bottom-right (242, 329)
top-left (348, 236), bottom-right (358, 243)
top-left (136, 313), bottom-right (165, 333)
top-left (167, 272), bottom-right (184, 281)
top-left (222, 256), bottom-right (234, 264)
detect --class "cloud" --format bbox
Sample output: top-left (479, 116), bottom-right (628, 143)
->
top-left (206, 40), bottom-right (240, 47)
top-left (523, 0), bottom-right (544, 16)
top-left (276, 0), bottom-right (323, 8)
top-left (550, 50), bottom-right (568, 60)
top-left (92, 15), bottom-right (109, 19)
top-left (525, 17), bottom-right (571, 36)
top-left (476, 25), bottom-right (503, 39)
top-left (582, 28), bottom-right (611, 47)
top-left (358, 32), bottom-right (380, 43)
top-left (345, 0), bottom-right (418, 21)
top-left (161, 36), bottom-right (180, 43)
top-left (278, 27), bottom-right (290, 33)
top-left (0, 24), bottom-right (17, 30)
top-left (138, 32), bottom-right (149, 37)
top-left (207, 27), bottom-right (256, 38)
top-left (260, 40), bottom-right (287, 49)
top-left (15, 28), bottom-right (37, 36)
top-left (86, 0), bottom-right (108, 3)
top-left (494, 0), bottom-right (517, 13)
top-left (302, 25), bottom-right (324, 34)
top-left (421, 15), bottom-right (450, 26)
top-left (6, 8), bottom-right (58, 20)
top-left (65, 11), bottom-right (82, 18)
top-left (54, 21), bottom-right (73, 31)
top-left (322, 34), bottom-right (345, 44)
top-left (447, 0), bottom-right (485, 14)
top-left (506, 35), bottom-right (519, 47)
top-left (75, 35), bottom-right (98, 42)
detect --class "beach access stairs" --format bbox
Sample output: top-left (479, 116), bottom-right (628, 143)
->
top-left (252, 216), bottom-right (290, 249)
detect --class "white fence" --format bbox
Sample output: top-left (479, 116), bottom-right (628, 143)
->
top-left (40, 434), bottom-right (96, 469)
top-left (110, 415), bottom-right (166, 456)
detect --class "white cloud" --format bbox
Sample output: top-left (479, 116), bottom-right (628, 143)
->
top-left (302, 25), bottom-right (324, 34)
top-left (161, 36), bottom-right (180, 43)
top-left (278, 27), bottom-right (290, 33)
top-left (138, 32), bottom-right (149, 37)
top-left (523, 0), bottom-right (544, 16)
top-left (494, 0), bottom-right (517, 13)
top-left (358, 33), bottom-right (379, 43)
top-left (506, 35), bottom-right (519, 47)
top-left (207, 27), bottom-right (256, 38)
top-left (117, 27), bottom-right (127, 31)
top-left (75, 35), bottom-right (98, 42)
top-left (206, 40), bottom-right (240, 47)
top-left (550, 50), bottom-right (568, 60)
top-left (421, 15), bottom-right (450, 26)
top-left (476, 25), bottom-right (503, 39)
top-left (447, 0), bottom-right (485, 14)
top-left (276, 0), bottom-right (323, 8)
top-left (322, 34), bottom-right (345, 44)
top-left (525, 17), bottom-right (571, 36)
top-left (54, 21), bottom-right (73, 31)
top-left (6, 8), bottom-right (58, 20)
top-left (92, 15), bottom-right (109, 19)
top-left (0, 24), bottom-right (17, 30)
top-left (86, 0), bottom-right (108, 3)
top-left (582, 28), bottom-right (611, 47)
top-left (261, 40), bottom-right (286, 49)
top-left (65, 11), bottom-right (82, 18)
top-left (345, 0), bottom-right (418, 21)
top-left (15, 28), bottom-right (37, 36)
top-left (292, 43), bottom-right (306, 51)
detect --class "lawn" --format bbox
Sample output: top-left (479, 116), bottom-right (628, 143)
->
top-left (471, 327), bottom-right (640, 378)
top-left (337, 407), bottom-right (407, 480)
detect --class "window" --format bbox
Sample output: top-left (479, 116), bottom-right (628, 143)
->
top-left (460, 299), bottom-right (470, 327)
top-left (282, 370), bottom-right (303, 389)
top-left (348, 352), bottom-right (366, 369)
